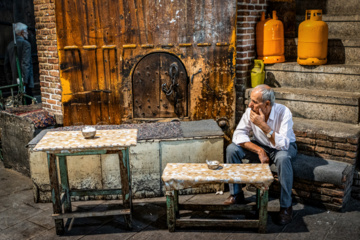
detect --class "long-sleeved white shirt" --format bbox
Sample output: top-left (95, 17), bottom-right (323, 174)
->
top-left (232, 103), bottom-right (296, 151)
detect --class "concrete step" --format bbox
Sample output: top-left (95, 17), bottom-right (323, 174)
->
top-left (245, 87), bottom-right (360, 124)
top-left (265, 63), bottom-right (360, 93)
top-left (295, 15), bottom-right (360, 40)
top-left (296, 0), bottom-right (360, 16)
top-left (292, 117), bottom-right (360, 165)
top-left (285, 38), bottom-right (360, 64)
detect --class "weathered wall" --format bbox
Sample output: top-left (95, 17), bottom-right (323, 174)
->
top-left (33, 0), bottom-right (268, 126)
top-left (0, 112), bottom-right (36, 176)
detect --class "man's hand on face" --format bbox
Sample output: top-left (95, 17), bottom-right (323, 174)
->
top-left (250, 108), bottom-right (266, 127)
top-left (258, 149), bottom-right (269, 164)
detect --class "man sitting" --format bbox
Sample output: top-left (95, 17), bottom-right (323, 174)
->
top-left (224, 84), bottom-right (297, 225)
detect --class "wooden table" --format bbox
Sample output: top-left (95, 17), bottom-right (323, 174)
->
top-left (161, 163), bottom-right (274, 233)
top-left (33, 129), bottom-right (137, 235)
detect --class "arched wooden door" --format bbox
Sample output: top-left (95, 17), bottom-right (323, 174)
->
top-left (132, 53), bottom-right (188, 118)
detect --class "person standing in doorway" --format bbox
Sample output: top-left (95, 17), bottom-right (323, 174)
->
top-left (4, 22), bottom-right (34, 105)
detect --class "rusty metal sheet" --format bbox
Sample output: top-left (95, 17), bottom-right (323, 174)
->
top-left (55, 0), bottom-right (236, 127)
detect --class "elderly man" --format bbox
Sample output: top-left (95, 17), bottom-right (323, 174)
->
top-left (224, 84), bottom-right (297, 225)
top-left (4, 22), bottom-right (34, 104)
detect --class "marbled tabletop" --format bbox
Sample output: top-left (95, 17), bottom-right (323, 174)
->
top-left (33, 129), bottom-right (137, 152)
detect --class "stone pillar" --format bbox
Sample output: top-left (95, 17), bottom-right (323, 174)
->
top-left (33, 0), bottom-right (62, 124)
top-left (235, 0), bottom-right (268, 122)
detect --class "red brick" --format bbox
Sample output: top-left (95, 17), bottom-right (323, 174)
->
top-left (347, 137), bottom-right (359, 144)
top-left (294, 130), bottom-right (306, 137)
top-left (42, 103), bottom-right (51, 109)
top-left (48, 46), bottom-right (57, 51)
top-left (345, 151), bottom-right (358, 159)
top-left (331, 149), bottom-right (346, 157)
top-left (42, 93), bottom-right (50, 99)
top-left (52, 105), bottom-right (62, 111)
top-left (40, 81), bottom-right (50, 87)
top-left (51, 94), bottom-right (61, 100)
top-left (316, 140), bottom-right (333, 148)
top-left (46, 99), bottom-right (57, 105)
top-left (236, 59), bottom-right (251, 64)
top-left (238, 4), bottom-right (248, 10)
top-left (39, 70), bottom-right (49, 76)
top-left (297, 137), bottom-right (316, 145)
top-left (328, 136), bottom-right (347, 143)
top-left (45, 76), bottom-right (55, 82)
top-left (50, 71), bottom-right (59, 77)
top-left (335, 143), bottom-right (358, 151)
top-left (48, 58), bottom-right (59, 64)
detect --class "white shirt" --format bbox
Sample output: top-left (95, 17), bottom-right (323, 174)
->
top-left (232, 103), bottom-right (296, 151)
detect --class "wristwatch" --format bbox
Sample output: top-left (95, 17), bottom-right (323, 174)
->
top-left (266, 130), bottom-right (273, 138)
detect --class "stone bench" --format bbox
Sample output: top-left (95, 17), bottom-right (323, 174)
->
top-left (28, 120), bottom-right (224, 202)
top-left (270, 154), bottom-right (354, 211)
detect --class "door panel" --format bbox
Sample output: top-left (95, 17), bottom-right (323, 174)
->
top-left (133, 53), bottom-right (160, 118)
top-left (133, 53), bottom-right (188, 119)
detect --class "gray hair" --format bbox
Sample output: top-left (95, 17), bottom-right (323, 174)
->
top-left (14, 22), bottom-right (28, 35)
top-left (253, 84), bottom-right (275, 106)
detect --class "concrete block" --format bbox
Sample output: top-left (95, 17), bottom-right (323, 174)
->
top-left (101, 154), bottom-right (122, 189)
top-left (130, 141), bottom-right (161, 198)
top-left (265, 63), bottom-right (360, 92)
top-left (67, 155), bottom-right (103, 190)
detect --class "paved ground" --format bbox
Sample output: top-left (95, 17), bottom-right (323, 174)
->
top-left (1, 160), bottom-right (360, 240)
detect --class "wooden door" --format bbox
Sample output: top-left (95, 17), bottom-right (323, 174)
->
top-left (132, 53), bottom-right (188, 118)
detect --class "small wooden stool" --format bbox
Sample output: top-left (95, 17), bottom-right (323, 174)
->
top-left (161, 163), bottom-right (274, 233)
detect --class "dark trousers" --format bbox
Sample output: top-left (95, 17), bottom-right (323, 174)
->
top-left (226, 141), bottom-right (297, 208)
top-left (25, 87), bottom-right (33, 105)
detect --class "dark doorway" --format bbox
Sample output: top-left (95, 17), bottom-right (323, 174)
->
top-left (132, 53), bottom-right (188, 119)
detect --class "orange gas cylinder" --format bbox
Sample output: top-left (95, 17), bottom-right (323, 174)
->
top-left (297, 10), bottom-right (328, 65)
top-left (256, 11), bottom-right (285, 64)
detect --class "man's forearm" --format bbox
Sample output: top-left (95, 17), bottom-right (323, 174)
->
top-left (239, 141), bottom-right (269, 164)
top-left (240, 141), bottom-right (263, 154)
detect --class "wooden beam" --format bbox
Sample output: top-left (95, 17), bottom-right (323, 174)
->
top-left (70, 189), bottom-right (122, 197)
top-left (52, 209), bottom-right (130, 219)
top-left (176, 219), bottom-right (259, 228)
top-left (179, 204), bottom-right (256, 212)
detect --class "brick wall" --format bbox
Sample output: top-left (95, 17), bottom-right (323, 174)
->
top-left (33, 0), bottom-right (62, 121)
top-left (294, 130), bottom-right (359, 165)
top-left (235, 0), bottom-right (268, 123)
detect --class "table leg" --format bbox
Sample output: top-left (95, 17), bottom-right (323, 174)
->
top-left (58, 156), bottom-right (71, 213)
top-left (119, 149), bottom-right (132, 230)
top-left (174, 189), bottom-right (179, 217)
top-left (48, 153), bottom-right (64, 235)
top-left (166, 190), bottom-right (176, 232)
top-left (258, 188), bottom-right (269, 234)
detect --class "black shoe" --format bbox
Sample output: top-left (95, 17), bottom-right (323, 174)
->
top-left (277, 206), bottom-right (293, 225)
top-left (223, 192), bottom-right (245, 205)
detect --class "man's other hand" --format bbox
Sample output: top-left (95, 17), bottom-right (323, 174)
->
top-left (258, 150), bottom-right (269, 164)
top-left (250, 109), bottom-right (266, 127)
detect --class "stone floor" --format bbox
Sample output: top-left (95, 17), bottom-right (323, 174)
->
top-left (1, 160), bottom-right (360, 240)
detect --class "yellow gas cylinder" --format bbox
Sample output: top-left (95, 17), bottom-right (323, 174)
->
top-left (251, 59), bottom-right (265, 88)
top-left (297, 10), bottom-right (328, 65)
top-left (256, 11), bottom-right (285, 64)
